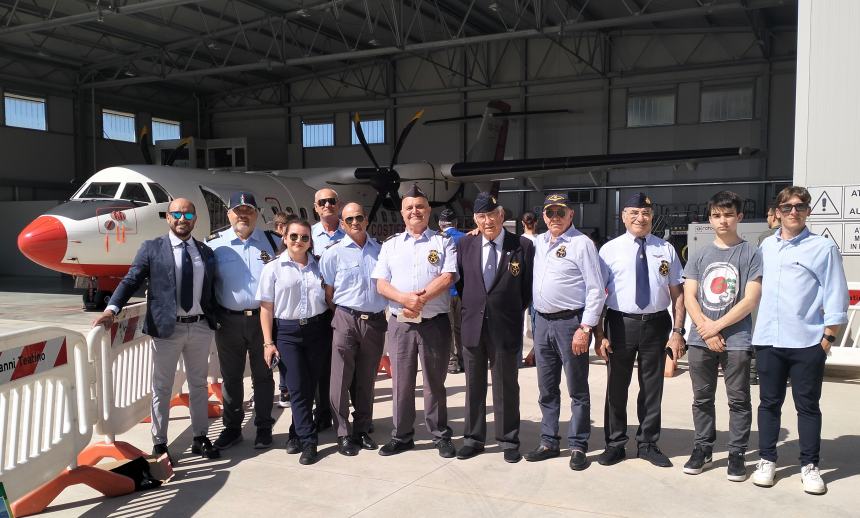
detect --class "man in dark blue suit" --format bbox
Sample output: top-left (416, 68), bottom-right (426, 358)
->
top-left (456, 192), bottom-right (534, 463)
top-left (93, 198), bottom-right (220, 463)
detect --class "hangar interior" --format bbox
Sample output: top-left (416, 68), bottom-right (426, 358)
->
top-left (0, 0), bottom-right (798, 255)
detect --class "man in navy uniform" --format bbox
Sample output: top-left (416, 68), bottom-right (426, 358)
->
top-left (456, 192), bottom-right (534, 463)
top-left (207, 192), bottom-right (280, 451)
top-left (93, 198), bottom-right (220, 463)
top-left (594, 192), bottom-right (686, 468)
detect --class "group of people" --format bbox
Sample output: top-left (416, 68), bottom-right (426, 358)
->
top-left (94, 183), bottom-right (848, 496)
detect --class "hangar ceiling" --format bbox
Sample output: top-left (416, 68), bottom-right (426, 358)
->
top-left (0, 0), bottom-right (797, 112)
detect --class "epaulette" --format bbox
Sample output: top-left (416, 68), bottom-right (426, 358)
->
top-left (206, 231), bottom-right (220, 242)
top-left (374, 237), bottom-right (383, 245)
top-left (384, 233), bottom-right (401, 242)
top-left (325, 239), bottom-right (342, 249)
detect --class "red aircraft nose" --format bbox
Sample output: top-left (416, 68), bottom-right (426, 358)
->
top-left (18, 216), bottom-right (68, 269)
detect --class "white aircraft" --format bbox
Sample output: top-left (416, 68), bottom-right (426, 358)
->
top-left (17, 100), bottom-right (754, 309)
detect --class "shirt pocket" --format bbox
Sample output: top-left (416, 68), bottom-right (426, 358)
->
top-left (336, 262), bottom-right (362, 285)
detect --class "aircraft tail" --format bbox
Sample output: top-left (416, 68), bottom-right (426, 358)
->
top-left (466, 100), bottom-right (510, 162)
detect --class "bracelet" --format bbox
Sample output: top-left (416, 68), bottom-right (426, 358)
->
top-left (263, 342), bottom-right (275, 347)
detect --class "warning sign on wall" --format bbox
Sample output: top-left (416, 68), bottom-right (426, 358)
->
top-left (808, 186), bottom-right (843, 220)
top-left (842, 185), bottom-right (860, 220)
top-left (844, 224), bottom-right (860, 255)
top-left (807, 222), bottom-right (843, 251)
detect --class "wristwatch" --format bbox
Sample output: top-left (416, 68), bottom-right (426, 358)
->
top-left (579, 324), bottom-right (592, 334)
top-left (822, 334), bottom-right (836, 343)
top-left (672, 327), bottom-right (686, 336)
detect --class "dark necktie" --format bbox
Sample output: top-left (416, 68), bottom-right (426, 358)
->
top-left (635, 236), bottom-right (650, 310)
top-left (484, 240), bottom-right (497, 291)
top-left (181, 241), bottom-right (194, 312)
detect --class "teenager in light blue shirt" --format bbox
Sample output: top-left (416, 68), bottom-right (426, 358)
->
top-left (751, 186), bottom-right (848, 495)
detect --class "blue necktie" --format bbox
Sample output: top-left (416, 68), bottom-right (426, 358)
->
top-left (181, 241), bottom-right (194, 312)
top-left (635, 237), bottom-right (650, 310)
top-left (483, 240), bottom-right (497, 291)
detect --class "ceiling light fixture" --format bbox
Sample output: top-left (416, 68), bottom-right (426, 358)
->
top-left (296, 8), bottom-right (310, 18)
top-left (488, 3), bottom-right (500, 12)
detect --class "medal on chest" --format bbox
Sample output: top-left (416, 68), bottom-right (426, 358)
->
top-left (427, 249), bottom-right (440, 265)
top-left (509, 259), bottom-right (521, 277)
top-left (659, 260), bottom-right (669, 277)
top-left (260, 250), bottom-right (272, 264)
top-left (556, 245), bottom-right (567, 258)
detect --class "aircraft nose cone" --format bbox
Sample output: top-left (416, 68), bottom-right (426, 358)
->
top-left (18, 216), bottom-right (68, 269)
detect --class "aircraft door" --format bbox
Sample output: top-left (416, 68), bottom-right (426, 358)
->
top-left (199, 187), bottom-right (229, 233)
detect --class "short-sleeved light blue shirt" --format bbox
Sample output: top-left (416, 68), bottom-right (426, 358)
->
top-left (752, 227), bottom-right (849, 348)
top-left (371, 227), bottom-right (458, 318)
top-left (319, 234), bottom-right (387, 313)
top-left (209, 227), bottom-right (278, 311)
top-left (311, 221), bottom-right (345, 256)
top-left (533, 226), bottom-right (606, 326)
top-left (255, 253), bottom-right (328, 320)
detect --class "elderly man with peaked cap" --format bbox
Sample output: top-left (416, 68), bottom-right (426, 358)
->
top-left (455, 192), bottom-right (534, 463)
top-left (594, 192), bottom-right (686, 469)
top-left (371, 183), bottom-right (459, 458)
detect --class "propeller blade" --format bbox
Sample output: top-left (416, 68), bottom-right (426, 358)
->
top-left (368, 193), bottom-right (385, 224)
top-left (490, 180), bottom-right (501, 198)
top-left (353, 113), bottom-right (381, 170)
top-left (326, 180), bottom-right (371, 186)
top-left (165, 137), bottom-right (193, 166)
top-left (138, 126), bottom-right (153, 165)
top-left (405, 177), bottom-right (458, 183)
top-left (389, 109), bottom-right (424, 168)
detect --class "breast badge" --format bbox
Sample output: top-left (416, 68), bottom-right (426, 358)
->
top-left (260, 250), bottom-right (272, 264)
top-left (659, 260), bottom-right (670, 277)
top-left (428, 249), bottom-right (440, 265)
top-left (509, 260), bottom-right (521, 277)
top-left (556, 245), bottom-right (567, 258)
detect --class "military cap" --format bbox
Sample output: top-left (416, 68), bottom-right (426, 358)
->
top-left (438, 208), bottom-right (456, 223)
top-left (229, 192), bottom-right (258, 210)
top-left (473, 192), bottom-right (500, 214)
top-left (543, 192), bottom-right (574, 209)
top-left (623, 192), bottom-right (653, 209)
top-left (403, 183), bottom-right (427, 199)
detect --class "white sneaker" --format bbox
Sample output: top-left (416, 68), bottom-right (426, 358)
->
top-left (752, 459), bottom-right (776, 487)
top-left (801, 464), bottom-right (826, 495)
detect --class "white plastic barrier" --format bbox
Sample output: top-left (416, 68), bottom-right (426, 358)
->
top-left (830, 304), bottom-right (860, 367)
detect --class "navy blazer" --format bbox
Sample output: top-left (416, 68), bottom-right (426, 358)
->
top-left (108, 234), bottom-right (218, 338)
top-left (456, 231), bottom-right (534, 352)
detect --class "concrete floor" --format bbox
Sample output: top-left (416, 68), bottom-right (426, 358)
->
top-left (2, 276), bottom-right (859, 517)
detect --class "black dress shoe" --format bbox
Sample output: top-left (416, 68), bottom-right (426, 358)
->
top-left (569, 449), bottom-right (590, 471)
top-left (152, 443), bottom-right (177, 466)
top-left (213, 427), bottom-right (243, 450)
top-left (254, 428), bottom-right (273, 449)
top-left (353, 432), bottom-right (378, 450)
top-left (191, 436), bottom-right (221, 459)
top-left (503, 449), bottom-right (522, 463)
top-left (456, 445), bottom-right (485, 460)
top-left (524, 444), bottom-right (560, 462)
top-left (286, 436), bottom-right (302, 454)
top-left (597, 446), bottom-right (626, 466)
top-left (338, 436), bottom-right (360, 456)
top-left (638, 444), bottom-right (672, 467)
top-left (378, 439), bottom-right (414, 456)
top-left (436, 438), bottom-right (456, 458)
top-left (299, 444), bottom-right (318, 465)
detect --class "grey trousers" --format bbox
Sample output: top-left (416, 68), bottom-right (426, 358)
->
top-left (329, 307), bottom-right (386, 438)
top-left (151, 321), bottom-right (213, 444)
top-left (687, 345), bottom-right (752, 453)
top-left (388, 314), bottom-right (453, 443)
top-left (215, 310), bottom-right (275, 431)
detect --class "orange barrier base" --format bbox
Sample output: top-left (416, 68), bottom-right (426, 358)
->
top-left (12, 465), bottom-right (135, 517)
top-left (208, 382), bottom-right (224, 404)
top-left (77, 441), bottom-right (149, 466)
top-left (142, 391), bottom-right (222, 423)
top-left (378, 355), bottom-right (392, 378)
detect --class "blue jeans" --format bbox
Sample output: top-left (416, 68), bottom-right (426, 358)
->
top-left (533, 312), bottom-right (590, 451)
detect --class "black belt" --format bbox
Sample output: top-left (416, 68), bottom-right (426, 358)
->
top-left (279, 313), bottom-right (327, 326)
top-left (608, 308), bottom-right (668, 321)
top-left (391, 312), bottom-right (447, 322)
top-left (536, 308), bottom-right (584, 321)
top-left (221, 306), bottom-right (261, 317)
top-left (338, 306), bottom-right (385, 321)
top-left (176, 315), bottom-right (205, 323)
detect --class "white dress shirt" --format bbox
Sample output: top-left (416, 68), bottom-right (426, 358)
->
top-left (169, 231), bottom-right (205, 316)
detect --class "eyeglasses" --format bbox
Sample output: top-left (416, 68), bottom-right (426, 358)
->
top-left (544, 208), bottom-right (567, 219)
top-left (169, 211), bottom-right (195, 220)
top-left (316, 197), bottom-right (338, 207)
top-left (344, 215), bottom-right (366, 225)
top-left (288, 233), bottom-right (311, 243)
top-left (778, 203), bottom-right (810, 214)
top-left (626, 209), bottom-right (653, 219)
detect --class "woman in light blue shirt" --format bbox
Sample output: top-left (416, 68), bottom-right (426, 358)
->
top-left (258, 220), bottom-right (330, 466)
top-left (751, 186), bottom-right (848, 495)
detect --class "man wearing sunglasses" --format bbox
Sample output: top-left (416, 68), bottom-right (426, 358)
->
top-left (93, 198), bottom-right (220, 463)
top-left (594, 193), bottom-right (685, 469)
top-left (207, 192), bottom-right (281, 452)
top-left (751, 186), bottom-right (848, 495)
top-left (319, 203), bottom-right (388, 456)
top-left (372, 183), bottom-right (458, 458)
top-left (526, 193), bottom-right (605, 470)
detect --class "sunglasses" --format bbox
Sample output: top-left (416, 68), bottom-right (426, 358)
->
top-left (316, 197), bottom-right (338, 207)
top-left (169, 211), bottom-right (195, 220)
top-left (344, 215), bottom-right (366, 225)
top-left (288, 233), bottom-right (311, 243)
top-left (544, 208), bottom-right (567, 219)
top-left (778, 203), bottom-right (810, 214)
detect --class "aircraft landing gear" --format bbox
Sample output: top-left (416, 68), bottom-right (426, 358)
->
top-left (83, 288), bottom-right (112, 312)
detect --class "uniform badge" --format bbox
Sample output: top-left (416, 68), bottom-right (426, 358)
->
top-left (260, 250), bottom-right (272, 264)
top-left (509, 260), bottom-right (521, 277)
top-left (556, 245), bottom-right (567, 258)
top-left (428, 250), bottom-right (440, 265)
top-left (659, 260), bottom-right (670, 277)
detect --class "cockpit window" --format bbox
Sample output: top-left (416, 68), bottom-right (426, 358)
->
top-left (120, 182), bottom-right (151, 203)
top-left (78, 182), bottom-right (120, 199)
top-left (148, 183), bottom-right (171, 203)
